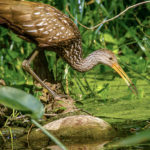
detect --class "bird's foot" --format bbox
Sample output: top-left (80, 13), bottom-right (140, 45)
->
top-left (54, 94), bottom-right (69, 101)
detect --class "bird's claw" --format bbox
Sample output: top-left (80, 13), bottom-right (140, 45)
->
top-left (54, 94), bottom-right (69, 100)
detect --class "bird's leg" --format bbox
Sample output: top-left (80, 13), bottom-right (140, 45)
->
top-left (22, 50), bottom-right (61, 100)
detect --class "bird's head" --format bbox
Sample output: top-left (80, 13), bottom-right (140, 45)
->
top-left (98, 49), bottom-right (137, 95)
top-left (98, 50), bottom-right (118, 67)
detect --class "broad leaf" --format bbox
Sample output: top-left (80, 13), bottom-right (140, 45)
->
top-left (0, 86), bottom-right (44, 120)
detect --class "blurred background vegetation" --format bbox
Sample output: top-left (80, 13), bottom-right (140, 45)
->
top-left (0, 0), bottom-right (150, 109)
top-left (0, 0), bottom-right (150, 149)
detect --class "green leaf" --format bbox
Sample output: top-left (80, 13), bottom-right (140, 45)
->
top-left (31, 119), bottom-right (67, 150)
top-left (111, 129), bottom-right (150, 148)
top-left (0, 86), bottom-right (44, 120)
top-left (104, 33), bottom-right (118, 44)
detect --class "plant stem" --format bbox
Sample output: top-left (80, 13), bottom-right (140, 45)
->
top-left (31, 119), bottom-right (68, 150)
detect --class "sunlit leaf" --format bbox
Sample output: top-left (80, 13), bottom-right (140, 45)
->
top-left (104, 33), bottom-right (118, 44)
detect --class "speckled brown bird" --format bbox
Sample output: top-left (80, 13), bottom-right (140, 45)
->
top-left (0, 0), bottom-right (137, 98)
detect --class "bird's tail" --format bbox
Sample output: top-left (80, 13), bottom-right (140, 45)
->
top-left (0, 0), bottom-right (13, 24)
top-left (0, 0), bottom-right (35, 24)
top-left (0, 0), bottom-right (24, 24)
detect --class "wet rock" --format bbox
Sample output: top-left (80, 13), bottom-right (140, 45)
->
top-left (34, 115), bottom-right (116, 143)
top-left (2, 115), bottom-right (115, 149)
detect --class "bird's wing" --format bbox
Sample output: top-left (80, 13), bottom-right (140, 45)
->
top-left (0, 0), bottom-right (80, 47)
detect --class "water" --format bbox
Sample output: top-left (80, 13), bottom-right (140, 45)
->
top-left (1, 119), bottom-right (150, 150)
top-left (1, 74), bottom-right (150, 149)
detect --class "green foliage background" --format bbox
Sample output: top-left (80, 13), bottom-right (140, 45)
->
top-left (0, 0), bottom-right (150, 148)
top-left (0, 0), bottom-right (150, 104)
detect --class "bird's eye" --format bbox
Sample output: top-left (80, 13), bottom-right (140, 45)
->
top-left (109, 57), bottom-right (113, 60)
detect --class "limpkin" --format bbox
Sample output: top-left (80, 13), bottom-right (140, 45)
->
top-left (0, 0), bottom-right (137, 98)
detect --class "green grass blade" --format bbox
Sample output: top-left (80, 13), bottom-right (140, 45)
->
top-left (110, 129), bottom-right (150, 148)
top-left (31, 119), bottom-right (68, 150)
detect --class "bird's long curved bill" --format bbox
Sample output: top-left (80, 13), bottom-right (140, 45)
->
top-left (112, 63), bottom-right (137, 95)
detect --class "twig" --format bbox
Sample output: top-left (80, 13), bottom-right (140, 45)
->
top-left (66, 1), bottom-right (150, 30)
top-left (44, 113), bottom-right (57, 117)
top-left (27, 124), bottom-right (34, 148)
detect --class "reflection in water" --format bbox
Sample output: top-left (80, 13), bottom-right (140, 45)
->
top-left (44, 141), bottom-right (109, 150)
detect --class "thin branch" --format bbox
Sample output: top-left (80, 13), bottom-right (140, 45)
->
top-left (66, 1), bottom-right (150, 30)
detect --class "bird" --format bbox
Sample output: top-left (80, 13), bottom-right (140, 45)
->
top-left (0, 0), bottom-right (137, 99)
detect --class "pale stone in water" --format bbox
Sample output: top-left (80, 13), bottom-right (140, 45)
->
top-left (36, 115), bottom-right (116, 142)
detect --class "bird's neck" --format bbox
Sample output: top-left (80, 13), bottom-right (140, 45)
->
top-left (70, 50), bottom-right (103, 72)
top-left (59, 40), bottom-right (105, 72)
